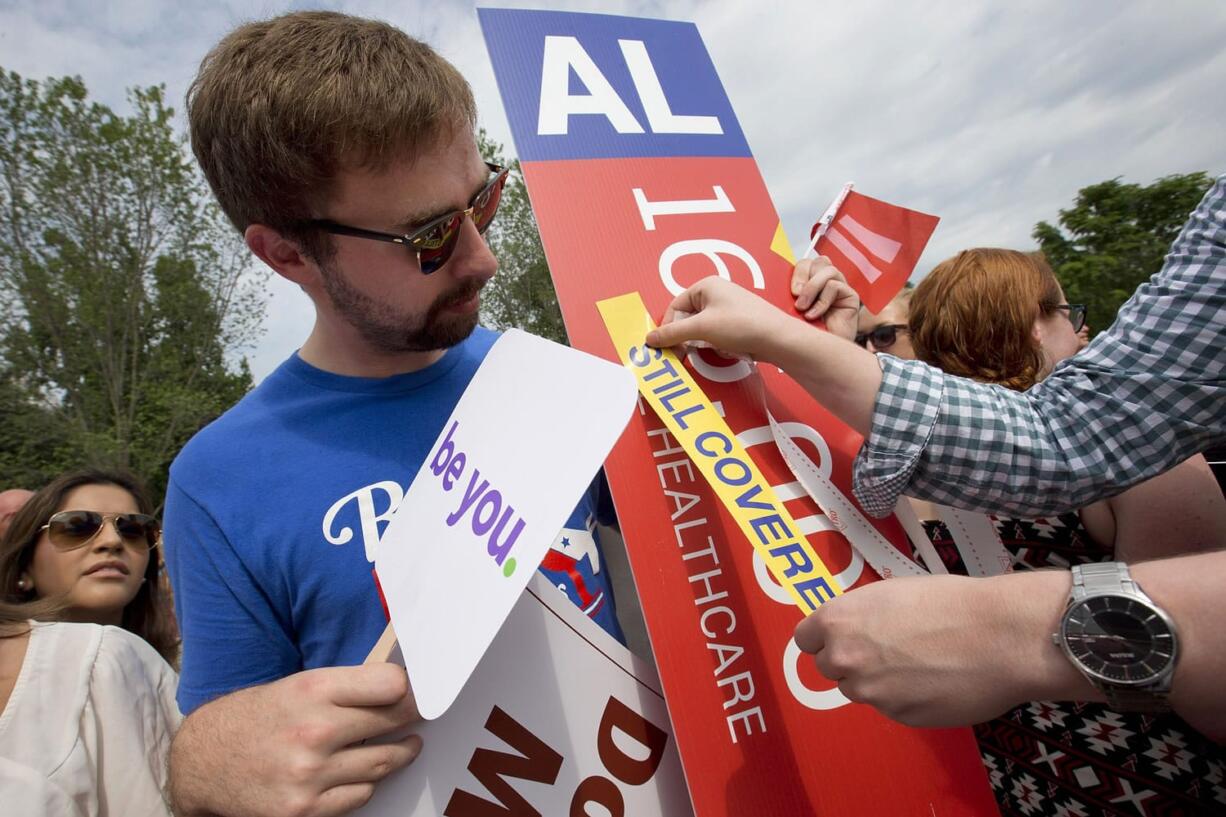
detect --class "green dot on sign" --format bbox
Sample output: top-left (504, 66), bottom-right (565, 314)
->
top-left (502, 558), bottom-right (516, 578)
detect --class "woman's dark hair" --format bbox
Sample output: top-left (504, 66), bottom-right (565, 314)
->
top-left (0, 468), bottom-right (179, 663)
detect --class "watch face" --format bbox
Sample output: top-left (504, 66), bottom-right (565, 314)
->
top-left (1062, 595), bottom-right (1176, 684)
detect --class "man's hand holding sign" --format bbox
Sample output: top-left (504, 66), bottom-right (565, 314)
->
top-left (352, 330), bottom-right (692, 817)
top-left (790, 256), bottom-right (861, 336)
top-left (170, 664), bottom-right (422, 817)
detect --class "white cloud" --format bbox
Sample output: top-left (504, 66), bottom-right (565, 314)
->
top-left (3, 0), bottom-right (1223, 381)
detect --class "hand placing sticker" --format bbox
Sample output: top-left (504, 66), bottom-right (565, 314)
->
top-left (647, 278), bottom-right (796, 363)
top-left (647, 265), bottom-right (860, 361)
top-left (668, 308), bottom-right (753, 362)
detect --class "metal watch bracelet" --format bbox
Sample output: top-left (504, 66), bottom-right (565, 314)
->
top-left (1068, 562), bottom-right (1172, 713)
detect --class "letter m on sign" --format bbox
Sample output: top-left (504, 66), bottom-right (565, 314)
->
top-left (813, 190), bottom-right (940, 313)
top-left (444, 707), bottom-right (563, 817)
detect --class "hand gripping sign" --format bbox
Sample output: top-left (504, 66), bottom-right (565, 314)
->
top-left (375, 329), bottom-right (637, 720)
top-left (357, 572), bottom-right (693, 817)
top-left (808, 187), bottom-right (941, 314)
top-left (480, 9), bottom-right (999, 815)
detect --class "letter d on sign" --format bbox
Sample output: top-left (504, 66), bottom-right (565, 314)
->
top-left (596, 696), bottom-right (668, 785)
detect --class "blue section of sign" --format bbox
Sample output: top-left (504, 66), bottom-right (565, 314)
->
top-left (479, 8), bottom-right (751, 162)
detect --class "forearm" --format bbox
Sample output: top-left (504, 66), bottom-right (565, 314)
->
top-left (751, 320), bottom-right (1099, 517)
top-left (755, 320), bottom-right (1116, 518)
top-left (1108, 454), bottom-right (1226, 562)
top-left (167, 703), bottom-right (225, 817)
top-left (979, 569), bottom-right (1101, 705)
top-left (759, 317), bottom-right (882, 437)
top-left (1131, 551), bottom-right (1226, 742)
top-left (989, 552), bottom-right (1226, 743)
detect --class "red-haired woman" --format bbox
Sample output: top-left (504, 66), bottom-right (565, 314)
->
top-left (909, 248), bottom-right (1226, 563)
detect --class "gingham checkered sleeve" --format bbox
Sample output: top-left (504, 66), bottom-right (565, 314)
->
top-left (853, 175), bottom-right (1226, 518)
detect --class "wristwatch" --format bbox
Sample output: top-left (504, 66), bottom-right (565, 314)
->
top-left (1052, 562), bottom-right (1178, 712)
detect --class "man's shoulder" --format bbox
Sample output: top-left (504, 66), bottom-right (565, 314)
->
top-left (169, 363), bottom-right (295, 486)
top-left (169, 331), bottom-right (503, 489)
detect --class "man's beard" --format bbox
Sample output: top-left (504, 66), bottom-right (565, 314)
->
top-left (319, 259), bottom-right (484, 354)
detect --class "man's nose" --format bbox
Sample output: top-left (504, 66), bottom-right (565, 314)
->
top-left (448, 217), bottom-right (498, 283)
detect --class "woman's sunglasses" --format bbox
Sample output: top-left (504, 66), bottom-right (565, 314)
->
top-left (312, 162), bottom-right (509, 275)
top-left (854, 323), bottom-right (909, 350)
top-left (40, 510), bottom-right (161, 552)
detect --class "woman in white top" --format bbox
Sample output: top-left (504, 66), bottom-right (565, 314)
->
top-left (0, 469), bottom-right (182, 814)
top-left (0, 616), bottom-right (180, 815)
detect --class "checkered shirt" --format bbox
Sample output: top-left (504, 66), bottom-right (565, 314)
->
top-left (853, 175), bottom-right (1226, 518)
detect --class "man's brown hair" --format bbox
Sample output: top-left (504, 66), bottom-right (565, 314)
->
top-left (909, 248), bottom-right (1064, 391)
top-left (188, 11), bottom-right (476, 255)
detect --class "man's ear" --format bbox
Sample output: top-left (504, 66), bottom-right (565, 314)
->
top-left (245, 224), bottom-right (319, 287)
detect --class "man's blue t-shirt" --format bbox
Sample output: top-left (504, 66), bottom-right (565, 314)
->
top-left (163, 328), bottom-right (622, 714)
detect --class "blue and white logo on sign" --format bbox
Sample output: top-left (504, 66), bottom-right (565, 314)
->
top-left (479, 8), bottom-right (751, 161)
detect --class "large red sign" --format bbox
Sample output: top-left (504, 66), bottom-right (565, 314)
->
top-left (480, 9), bottom-right (997, 815)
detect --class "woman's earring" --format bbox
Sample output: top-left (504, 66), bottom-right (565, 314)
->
top-left (16, 577), bottom-right (31, 591)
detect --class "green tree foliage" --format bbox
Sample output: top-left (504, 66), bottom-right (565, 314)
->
top-left (477, 130), bottom-right (568, 345)
top-left (0, 70), bottom-right (265, 500)
top-left (1033, 172), bottom-right (1212, 337)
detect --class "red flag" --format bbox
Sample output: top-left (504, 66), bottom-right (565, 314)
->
top-left (811, 190), bottom-right (939, 313)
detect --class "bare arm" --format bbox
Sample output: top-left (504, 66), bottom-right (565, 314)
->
top-left (1105, 454), bottom-right (1226, 563)
top-left (646, 276), bottom-right (882, 435)
top-left (793, 549), bottom-right (1226, 742)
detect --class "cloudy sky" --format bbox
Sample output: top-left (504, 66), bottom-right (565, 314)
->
top-left (3, 0), bottom-right (1224, 381)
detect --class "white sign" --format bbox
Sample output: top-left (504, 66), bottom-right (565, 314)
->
top-left (357, 573), bottom-right (694, 816)
top-left (376, 329), bottom-right (638, 719)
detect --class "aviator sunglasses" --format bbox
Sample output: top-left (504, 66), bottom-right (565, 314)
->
top-left (40, 510), bottom-right (161, 552)
top-left (854, 323), bottom-right (909, 350)
top-left (311, 162), bottom-right (509, 275)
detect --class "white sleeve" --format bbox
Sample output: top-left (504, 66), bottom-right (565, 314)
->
top-left (84, 627), bottom-right (182, 817)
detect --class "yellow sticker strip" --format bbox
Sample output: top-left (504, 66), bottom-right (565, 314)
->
top-left (597, 291), bottom-right (843, 612)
